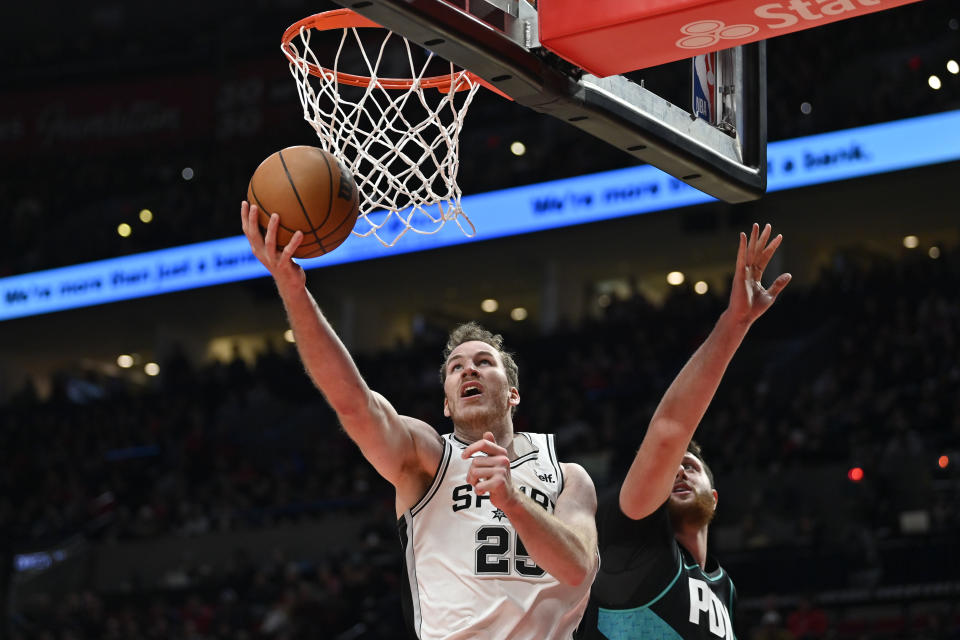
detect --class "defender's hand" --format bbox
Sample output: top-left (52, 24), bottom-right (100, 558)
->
top-left (728, 222), bottom-right (791, 325)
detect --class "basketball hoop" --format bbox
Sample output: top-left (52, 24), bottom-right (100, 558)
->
top-left (282, 9), bottom-right (499, 247)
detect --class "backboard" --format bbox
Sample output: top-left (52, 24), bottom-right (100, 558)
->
top-left (326, 0), bottom-right (767, 203)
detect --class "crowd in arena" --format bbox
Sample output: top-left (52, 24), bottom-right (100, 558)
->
top-left (3, 243), bottom-right (958, 639)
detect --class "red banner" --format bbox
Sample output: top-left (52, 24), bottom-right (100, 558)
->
top-left (539, 0), bottom-right (922, 77)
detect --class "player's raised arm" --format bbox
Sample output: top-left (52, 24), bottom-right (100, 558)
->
top-left (240, 201), bottom-right (441, 492)
top-left (619, 223), bottom-right (791, 520)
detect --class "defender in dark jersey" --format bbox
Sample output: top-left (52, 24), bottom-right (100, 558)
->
top-left (578, 223), bottom-right (791, 640)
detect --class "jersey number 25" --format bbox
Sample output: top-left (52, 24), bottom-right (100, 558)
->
top-left (475, 525), bottom-right (545, 577)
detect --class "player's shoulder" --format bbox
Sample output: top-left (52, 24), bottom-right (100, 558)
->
top-left (557, 462), bottom-right (597, 506)
top-left (400, 415), bottom-right (446, 467)
top-left (559, 460), bottom-right (593, 483)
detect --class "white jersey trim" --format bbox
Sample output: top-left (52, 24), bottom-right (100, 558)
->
top-left (546, 432), bottom-right (564, 494)
top-left (399, 514), bottom-right (422, 635)
top-left (410, 438), bottom-right (453, 518)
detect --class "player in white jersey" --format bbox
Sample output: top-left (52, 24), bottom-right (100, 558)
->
top-left (241, 202), bottom-right (599, 639)
top-left (402, 430), bottom-right (592, 639)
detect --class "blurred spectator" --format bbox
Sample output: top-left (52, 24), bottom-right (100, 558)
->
top-left (787, 597), bottom-right (829, 640)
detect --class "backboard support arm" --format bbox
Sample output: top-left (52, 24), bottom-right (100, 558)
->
top-left (332, 0), bottom-right (766, 202)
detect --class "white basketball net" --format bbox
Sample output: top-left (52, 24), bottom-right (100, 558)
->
top-left (284, 21), bottom-right (483, 247)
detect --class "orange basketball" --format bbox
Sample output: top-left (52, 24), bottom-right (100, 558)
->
top-left (247, 146), bottom-right (360, 258)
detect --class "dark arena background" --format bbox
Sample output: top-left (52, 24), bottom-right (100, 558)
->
top-left (1, 1), bottom-right (958, 639)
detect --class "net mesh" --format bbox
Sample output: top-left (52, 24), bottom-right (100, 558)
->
top-left (284, 20), bottom-right (482, 247)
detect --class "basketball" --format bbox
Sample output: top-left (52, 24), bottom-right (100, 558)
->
top-left (247, 146), bottom-right (360, 258)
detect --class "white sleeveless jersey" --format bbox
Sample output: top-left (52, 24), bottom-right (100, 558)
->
top-left (398, 432), bottom-right (596, 640)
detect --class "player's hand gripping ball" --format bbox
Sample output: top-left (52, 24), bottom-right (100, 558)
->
top-left (247, 146), bottom-right (360, 258)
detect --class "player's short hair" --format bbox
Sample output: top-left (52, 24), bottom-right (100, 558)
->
top-left (440, 322), bottom-right (520, 414)
top-left (687, 440), bottom-right (715, 489)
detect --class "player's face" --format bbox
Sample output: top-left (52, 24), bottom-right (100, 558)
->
top-left (668, 453), bottom-right (717, 528)
top-left (442, 341), bottom-right (518, 425)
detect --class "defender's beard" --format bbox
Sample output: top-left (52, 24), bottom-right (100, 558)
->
top-left (668, 487), bottom-right (716, 530)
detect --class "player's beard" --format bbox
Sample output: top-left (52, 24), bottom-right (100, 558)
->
top-left (449, 391), bottom-right (510, 433)
top-left (668, 487), bottom-right (716, 530)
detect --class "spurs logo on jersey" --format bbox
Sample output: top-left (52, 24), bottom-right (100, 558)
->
top-left (451, 483), bottom-right (556, 513)
top-left (688, 578), bottom-right (734, 639)
top-left (398, 432), bottom-right (595, 640)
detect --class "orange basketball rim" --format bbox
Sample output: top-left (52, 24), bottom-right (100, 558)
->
top-left (281, 9), bottom-right (509, 98)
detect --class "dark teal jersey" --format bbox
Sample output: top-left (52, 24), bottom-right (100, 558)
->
top-left (577, 489), bottom-right (737, 640)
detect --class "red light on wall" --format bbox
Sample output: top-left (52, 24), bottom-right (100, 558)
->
top-left (848, 467), bottom-right (864, 482)
top-left (938, 455), bottom-right (949, 469)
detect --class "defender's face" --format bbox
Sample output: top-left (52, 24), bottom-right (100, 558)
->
top-left (442, 340), bottom-right (518, 422)
top-left (670, 453), bottom-right (716, 510)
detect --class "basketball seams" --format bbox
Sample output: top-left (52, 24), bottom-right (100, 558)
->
top-left (248, 181), bottom-right (270, 226)
top-left (249, 181), bottom-right (299, 234)
top-left (251, 179), bottom-right (321, 253)
top-left (249, 146), bottom-right (358, 258)
top-left (315, 163), bottom-right (359, 248)
top-left (317, 196), bottom-right (358, 248)
top-left (278, 149), bottom-right (325, 248)
top-left (316, 150), bottom-right (337, 231)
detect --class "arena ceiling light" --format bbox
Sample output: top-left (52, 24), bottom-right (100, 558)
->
top-left (666, 271), bottom-right (685, 285)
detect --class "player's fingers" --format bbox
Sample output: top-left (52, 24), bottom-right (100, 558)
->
top-left (469, 455), bottom-right (509, 471)
top-left (473, 478), bottom-right (500, 496)
top-left (466, 467), bottom-right (486, 489)
top-left (750, 223), bottom-right (765, 264)
top-left (242, 203), bottom-right (256, 239)
top-left (734, 232), bottom-right (747, 277)
top-left (747, 223), bottom-right (759, 262)
top-left (264, 213), bottom-right (280, 256)
top-left (757, 233), bottom-right (783, 271)
top-left (758, 223), bottom-right (772, 254)
top-left (471, 467), bottom-right (505, 488)
top-left (240, 201), bottom-right (249, 232)
top-left (246, 204), bottom-right (264, 241)
top-left (462, 438), bottom-right (506, 459)
top-left (767, 273), bottom-right (792, 298)
top-left (282, 231), bottom-right (303, 261)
